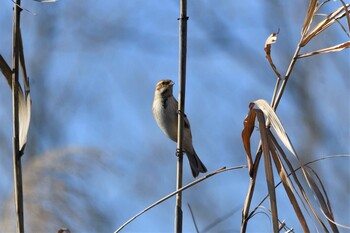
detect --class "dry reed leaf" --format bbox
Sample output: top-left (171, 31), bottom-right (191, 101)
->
top-left (340, 0), bottom-right (350, 32)
top-left (19, 31), bottom-right (30, 92)
top-left (0, 53), bottom-right (31, 155)
top-left (306, 166), bottom-right (335, 219)
top-left (252, 99), bottom-right (340, 232)
top-left (301, 4), bottom-right (350, 47)
top-left (241, 100), bottom-right (342, 232)
top-left (264, 31), bottom-right (282, 80)
top-left (252, 99), bottom-right (296, 155)
top-left (268, 131), bottom-right (331, 232)
top-left (18, 90), bottom-right (31, 154)
top-left (309, 165), bottom-right (350, 230)
top-left (268, 132), bottom-right (310, 233)
top-left (301, 0), bottom-right (318, 37)
top-left (255, 110), bottom-right (279, 232)
top-left (303, 167), bottom-right (340, 232)
top-left (18, 31), bottom-right (32, 154)
top-left (0, 54), bottom-right (12, 86)
top-left (265, 32), bottom-right (278, 52)
top-left (297, 41), bottom-right (350, 58)
top-left (241, 104), bottom-right (256, 176)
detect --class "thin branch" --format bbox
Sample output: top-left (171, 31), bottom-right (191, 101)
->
top-left (10, 0), bottom-right (37, 15)
top-left (271, 41), bottom-right (302, 111)
top-left (240, 146), bottom-right (263, 233)
top-left (317, 0), bottom-right (331, 11)
top-left (202, 206), bottom-right (241, 233)
top-left (114, 166), bottom-right (246, 233)
top-left (187, 204), bottom-right (199, 233)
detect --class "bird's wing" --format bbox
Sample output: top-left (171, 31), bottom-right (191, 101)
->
top-left (184, 115), bottom-right (191, 129)
top-left (172, 97), bottom-right (191, 129)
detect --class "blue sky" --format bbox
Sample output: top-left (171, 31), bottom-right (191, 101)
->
top-left (0, 0), bottom-right (349, 232)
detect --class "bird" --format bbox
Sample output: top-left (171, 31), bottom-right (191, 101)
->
top-left (152, 79), bottom-right (207, 178)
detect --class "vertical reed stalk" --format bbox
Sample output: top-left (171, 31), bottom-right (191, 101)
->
top-left (12, 1), bottom-right (24, 232)
top-left (175, 0), bottom-right (188, 232)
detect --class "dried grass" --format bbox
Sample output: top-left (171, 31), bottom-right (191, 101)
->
top-left (240, 1), bottom-right (349, 232)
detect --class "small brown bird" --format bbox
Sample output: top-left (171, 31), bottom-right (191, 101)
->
top-left (152, 79), bottom-right (207, 178)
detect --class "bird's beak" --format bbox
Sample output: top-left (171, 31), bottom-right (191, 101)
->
top-left (170, 81), bottom-right (175, 86)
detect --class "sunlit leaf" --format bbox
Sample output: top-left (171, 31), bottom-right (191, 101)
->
top-left (252, 99), bottom-right (296, 156)
top-left (301, 4), bottom-right (349, 46)
top-left (268, 132), bottom-right (310, 232)
top-left (0, 53), bottom-right (31, 155)
top-left (268, 131), bottom-right (331, 232)
top-left (265, 32), bottom-right (278, 52)
top-left (255, 110), bottom-right (279, 232)
top-left (297, 41), bottom-right (350, 58)
top-left (18, 89), bottom-right (31, 154)
top-left (18, 30), bottom-right (32, 155)
top-left (301, 0), bottom-right (318, 36)
top-left (264, 31), bottom-right (282, 80)
top-left (251, 99), bottom-right (340, 231)
top-left (339, 0), bottom-right (350, 32)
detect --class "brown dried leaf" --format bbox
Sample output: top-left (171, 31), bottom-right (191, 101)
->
top-left (255, 110), bottom-right (279, 232)
top-left (264, 31), bottom-right (282, 80)
top-left (252, 99), bottom-right (340, 231)
top-left (0, 50), bottom-right (31, 155)
top-left (297, 41), bottom-right (350, 58)
top-left (252, 99), bottom-right (296, 155)
top-left (340, 0), bottom-right (350, 33)
top-left (0, 54), bottom-right (12, 86)
top-left (301, 4), bottom-right (350, 47)
top-left (19, 30), bottom-right (30, 92)
top-left (268, 132), bottom-right (310, 233)
top-left (242, 106), bottom-right (256, 176)
top-left (301, 0), bottom-right (318, 36)
top-left (265, 32), bottom-right (278, 54)
top-left (269, 131), bottom-right (331, 232)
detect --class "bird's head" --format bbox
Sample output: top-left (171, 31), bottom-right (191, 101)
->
top-left (155, 79), bottom-right (175, 96)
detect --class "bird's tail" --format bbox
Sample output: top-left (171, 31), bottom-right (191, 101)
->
top-left (186, 149), bottom-right (207, 178)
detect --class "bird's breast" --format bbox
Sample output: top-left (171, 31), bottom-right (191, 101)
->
top-left (153, 97), bottom-right (178, 141)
